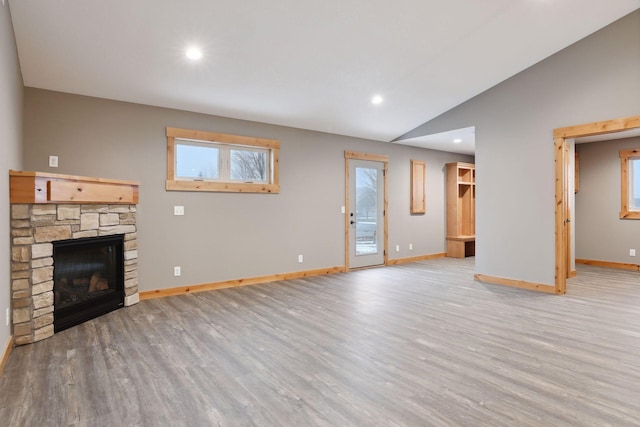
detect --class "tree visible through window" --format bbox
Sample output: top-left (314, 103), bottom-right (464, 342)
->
top-left (356, 167), bottom-right (377, 220)
top-left (231, 149), bottom-right (267, 182)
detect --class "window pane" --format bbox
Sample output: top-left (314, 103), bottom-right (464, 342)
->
top-left (632, 158), bottom-right (640, 209)
top-left (176, 144), bottom-right (219, 179)
top-left (355, 167), bottom-right (378, 256)
top-left (230, 149), bottom-right (267, 182)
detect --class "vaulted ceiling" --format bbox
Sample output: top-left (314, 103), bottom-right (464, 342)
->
top-left (9, 0), bottom-right (640, 152)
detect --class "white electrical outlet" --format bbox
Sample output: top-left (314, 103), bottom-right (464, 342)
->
top-left (341, 206), bottom-right (345, 214)
top-left (173, 266), bottom-right (181, 276)
top-left (298, 254), bottom-right (303, 263)
top-left (49, 155), bottom-right (59, 168)
top-left (174, 206), bottom-right (185, 216)
top-left (395, 245), bottom-right (400, 252)
top-left (630, 249), bottom-right (636, 257)
top-left (409, 243), bottom-right (413, 251)
top-left (5, 308), bottom-right (9, 326)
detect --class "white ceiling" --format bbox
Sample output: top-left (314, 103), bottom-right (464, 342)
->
top-left (394, 126), bottom-right (476, 156)
top-left (8, 0), bottom-right (640, 149)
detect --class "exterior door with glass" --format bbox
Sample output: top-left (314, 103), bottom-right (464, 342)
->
top-left (348, 159), bottom-right (385, 268)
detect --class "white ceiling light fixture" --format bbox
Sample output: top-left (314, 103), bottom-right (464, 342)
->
top-left (371, 95), bottom-right (384, 105)
top-left (453, 138), bottom-right (462, 143)
top-left (185, 46), bottom-right (203, 61)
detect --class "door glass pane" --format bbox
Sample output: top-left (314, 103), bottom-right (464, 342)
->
top-left (355, 167), bottom-right (378, 255)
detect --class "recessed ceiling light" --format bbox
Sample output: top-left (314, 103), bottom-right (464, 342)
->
top-left (371, 95), bottom-right (383, 105)
top-left (185, 47), bottom-right (203, 61)
top-left (453, 138), bottom-right (462, 143)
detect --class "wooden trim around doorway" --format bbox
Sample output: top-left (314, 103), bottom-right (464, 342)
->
top-left (554, 137), bottom-right (568, 294)
top-left (344, 151), bottom-right (389, 163)
top-left (553, 115), bottom-right (640, 139)
top-left (554, 114), bottom-right (640, 295)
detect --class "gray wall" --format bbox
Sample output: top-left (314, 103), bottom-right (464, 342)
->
top-left (575, 137), bottom-right (640, 264)
top-left (398, 10), bottom-right (640, 285)
top-left (1, 3), bottom-right (24, 347)
top-left (22, 88), bottom-right (471, 292)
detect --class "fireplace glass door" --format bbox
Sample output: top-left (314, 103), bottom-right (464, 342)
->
top-left (53, 234), bottom-right (125, 332)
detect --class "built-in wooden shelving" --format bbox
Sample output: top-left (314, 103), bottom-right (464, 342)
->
top-left (446, 162), bottom-right (475, 258)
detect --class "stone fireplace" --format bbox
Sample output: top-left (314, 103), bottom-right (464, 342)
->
top-left (9, 171), bottom-right (140, 346)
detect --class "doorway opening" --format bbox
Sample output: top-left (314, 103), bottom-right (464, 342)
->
top-left (554, 115), bottom-right (640, 294)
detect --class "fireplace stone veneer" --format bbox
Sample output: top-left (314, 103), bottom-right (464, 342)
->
top-left (9, 171), bottom-right (140, 346)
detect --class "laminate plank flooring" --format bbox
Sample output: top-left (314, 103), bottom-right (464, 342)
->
top-left (1, 258), bottom-right (640, 426)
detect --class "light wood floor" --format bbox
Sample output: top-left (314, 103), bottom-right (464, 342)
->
top-left (1, 257), bottom-right (640, 426)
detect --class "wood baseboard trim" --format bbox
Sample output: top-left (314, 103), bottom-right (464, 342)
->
top-left (474, 274), bottom-right (557, 294)
top-left (568, 270), bottom-right (577, 278)
top-left (0, 335), bottom-right (13, 377)
top-left (387, 252), bottom-right (446, 266)
top-left (575, 259), bottom-right (640, 272)
top-left (140, 266), bottom-right (347, 300)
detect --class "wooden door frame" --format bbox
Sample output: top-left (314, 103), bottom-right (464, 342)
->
top-left (554, 115), bottom-right (640, 294)
top-left (344, 151), bottom-right (389, 270)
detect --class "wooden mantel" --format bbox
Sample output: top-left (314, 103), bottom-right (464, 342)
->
top-left (9, 170), bottom-right (139, 204)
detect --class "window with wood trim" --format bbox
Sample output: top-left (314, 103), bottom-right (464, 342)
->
top-left (410, 160), bottom-right (426, 214)
top-left (620, 148), bottom-right (640, 219)
top-left (166, 127), bottom-right (280, 193)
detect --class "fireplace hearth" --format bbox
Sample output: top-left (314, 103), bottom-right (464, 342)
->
top-left (53, 234), bottom-right (125, 332)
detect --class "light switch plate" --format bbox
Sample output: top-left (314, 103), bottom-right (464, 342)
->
top-left (174, 206), bottom-right (185, 216)
top-left (49, 156), bottom-right (58, 168)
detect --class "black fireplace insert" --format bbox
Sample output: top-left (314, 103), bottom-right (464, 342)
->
top-left (53, 234), bottom-right (124, 332)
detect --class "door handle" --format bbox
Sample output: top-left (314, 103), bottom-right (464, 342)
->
top-left (350, 220), bottom-right (355, 225)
